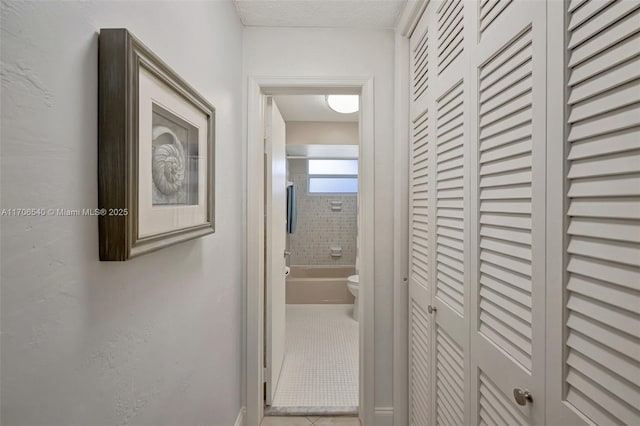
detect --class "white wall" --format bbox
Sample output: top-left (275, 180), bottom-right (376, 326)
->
top-left (244, 27), bottom-right (396, 411)
top-left (287, 122), bottom-right (359, 145)
top-left (0, 2), bottom-right (244, 425)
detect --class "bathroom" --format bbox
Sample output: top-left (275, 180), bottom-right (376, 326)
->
top-left (268, 94), bottom-right (361, 415)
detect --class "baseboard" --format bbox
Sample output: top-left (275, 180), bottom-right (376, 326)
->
top-left (234, 406), bottom-right (246, 426)
top-left (374, 407), bottom-right (393, 426)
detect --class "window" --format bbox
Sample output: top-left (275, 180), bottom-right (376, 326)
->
top-left (308, 159), bottom-right (358, 194)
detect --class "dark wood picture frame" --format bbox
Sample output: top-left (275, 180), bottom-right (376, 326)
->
top-left (98, 28), bottom-right (215, 261)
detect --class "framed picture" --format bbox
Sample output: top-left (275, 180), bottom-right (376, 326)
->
top-left (98, 28), bottom-right (215, 261)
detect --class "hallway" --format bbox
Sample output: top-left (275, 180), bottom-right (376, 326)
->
top-left (1, 1), bottom-right (638, 426)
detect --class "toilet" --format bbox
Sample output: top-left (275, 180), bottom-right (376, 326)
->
top-left (347, 274), bottom-right (359, 321)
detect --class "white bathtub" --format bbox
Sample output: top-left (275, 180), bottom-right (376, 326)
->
top-left (286, 265), bottom-right (356, 304)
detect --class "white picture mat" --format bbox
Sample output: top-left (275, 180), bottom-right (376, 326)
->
top-left (138, 65), bottom-right (208, 238)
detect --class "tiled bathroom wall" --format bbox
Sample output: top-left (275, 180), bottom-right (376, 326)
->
top-left (288, 159), bottom-right (357, 265)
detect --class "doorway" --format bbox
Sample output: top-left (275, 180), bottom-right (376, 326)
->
top-left (267, 94), bottom-right (360, 415)
top-left (245, 77), bottom-right (375, 426)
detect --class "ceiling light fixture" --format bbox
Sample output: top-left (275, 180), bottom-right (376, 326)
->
top-left (326, 95), bottom-right (359, 114)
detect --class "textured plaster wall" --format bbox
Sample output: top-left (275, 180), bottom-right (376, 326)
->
top-left (244, 27), bottom-right (396, 409)
top-left (0, 2), bottom-right (244, 425)
top-left (288, 159), bottom-right (357, 266)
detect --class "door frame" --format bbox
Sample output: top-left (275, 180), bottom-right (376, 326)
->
top-left (245, 76), bottom-right (375, 426)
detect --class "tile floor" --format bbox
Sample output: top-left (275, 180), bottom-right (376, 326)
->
top-left (271, 304), bottom-right (359, 410)
top-left (261, 416), bottom-right (361, 425)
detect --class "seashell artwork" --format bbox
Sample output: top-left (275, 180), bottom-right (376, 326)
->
top-left (152, 126), bottom-right (186, 195)
top-left (151, 105), bottom-right (199, 206)
top-left (97, 28), bottom-right (214, 260)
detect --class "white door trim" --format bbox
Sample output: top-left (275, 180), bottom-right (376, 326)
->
top-left (245, 76), bottom-right (375, 426)
top-left (392, 29), bottom-right (410, 426)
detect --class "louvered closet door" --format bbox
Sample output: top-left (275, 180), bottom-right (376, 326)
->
top-left (553, 1), bottom-right (640, 425)
top-left (430, 0), bottom-right (470, 425)
top-left (408, 5), bottom-right (435, 425)
top-left (468, 1), bottom-right (547, 425)
top-left (409, 1), bottom-right (472, 424)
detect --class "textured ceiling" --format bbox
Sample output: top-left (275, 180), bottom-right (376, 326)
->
top-left (234, 0), bottom-right (407, 28)
top-left (274, 95), bottom-right (359, 122)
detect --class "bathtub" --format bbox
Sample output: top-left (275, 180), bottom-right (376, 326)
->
top-left (286, 265), bottom-right (356, 304)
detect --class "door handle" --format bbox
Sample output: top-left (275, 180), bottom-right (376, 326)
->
top-left (427, 305), bottom-right (437, 314)
top-left (513, 388), bottom-right (533, 406)
top-left (284, 251), bottom-right (291, 257)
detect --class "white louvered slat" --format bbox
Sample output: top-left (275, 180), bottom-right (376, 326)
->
top-left (568, 311), bottom-right (638, 362)
top-left (412, 106), bottom-right (430, 291)
top-left (568, 322), bottom-right (638, 381)
top-left (565, 2), bottom-right (640, 425)
top-left (568, 122), bottom-right (639, 158)
top-left (480, 137), bottom-right (531, 165)
top-left (573, 41), bottom-right (638, 90)
top-left (480, 279), bottom-right (531, 320)
top-left (438, 0), bottom-right (464, 74)
top-left (481, 75), bottom-right (532, 115)
top-left (413, 23), bottom-right (430, 103)
top-left (569, 80), bottom-right (640, 123)
top-left (568, 0), bottom-right (613, 31)
top-left (569, 34), bottom-right (639, 88)
top-left (436, 327), bottom-right (464, 426)
top-left (568, 217), bottom-right (640, 243)
top-left (568, 236), bottom-right (638, 266)
top-left (569, 68), bottom-right (640, 113)
top-left (436, 80), bottom-right (465, 316)
top-left (569, 1), bottom-right (640, 52)
top-left (478, 26), bottom-right (534, 371)
top-left (572, 181), bottom-right (635, 209)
